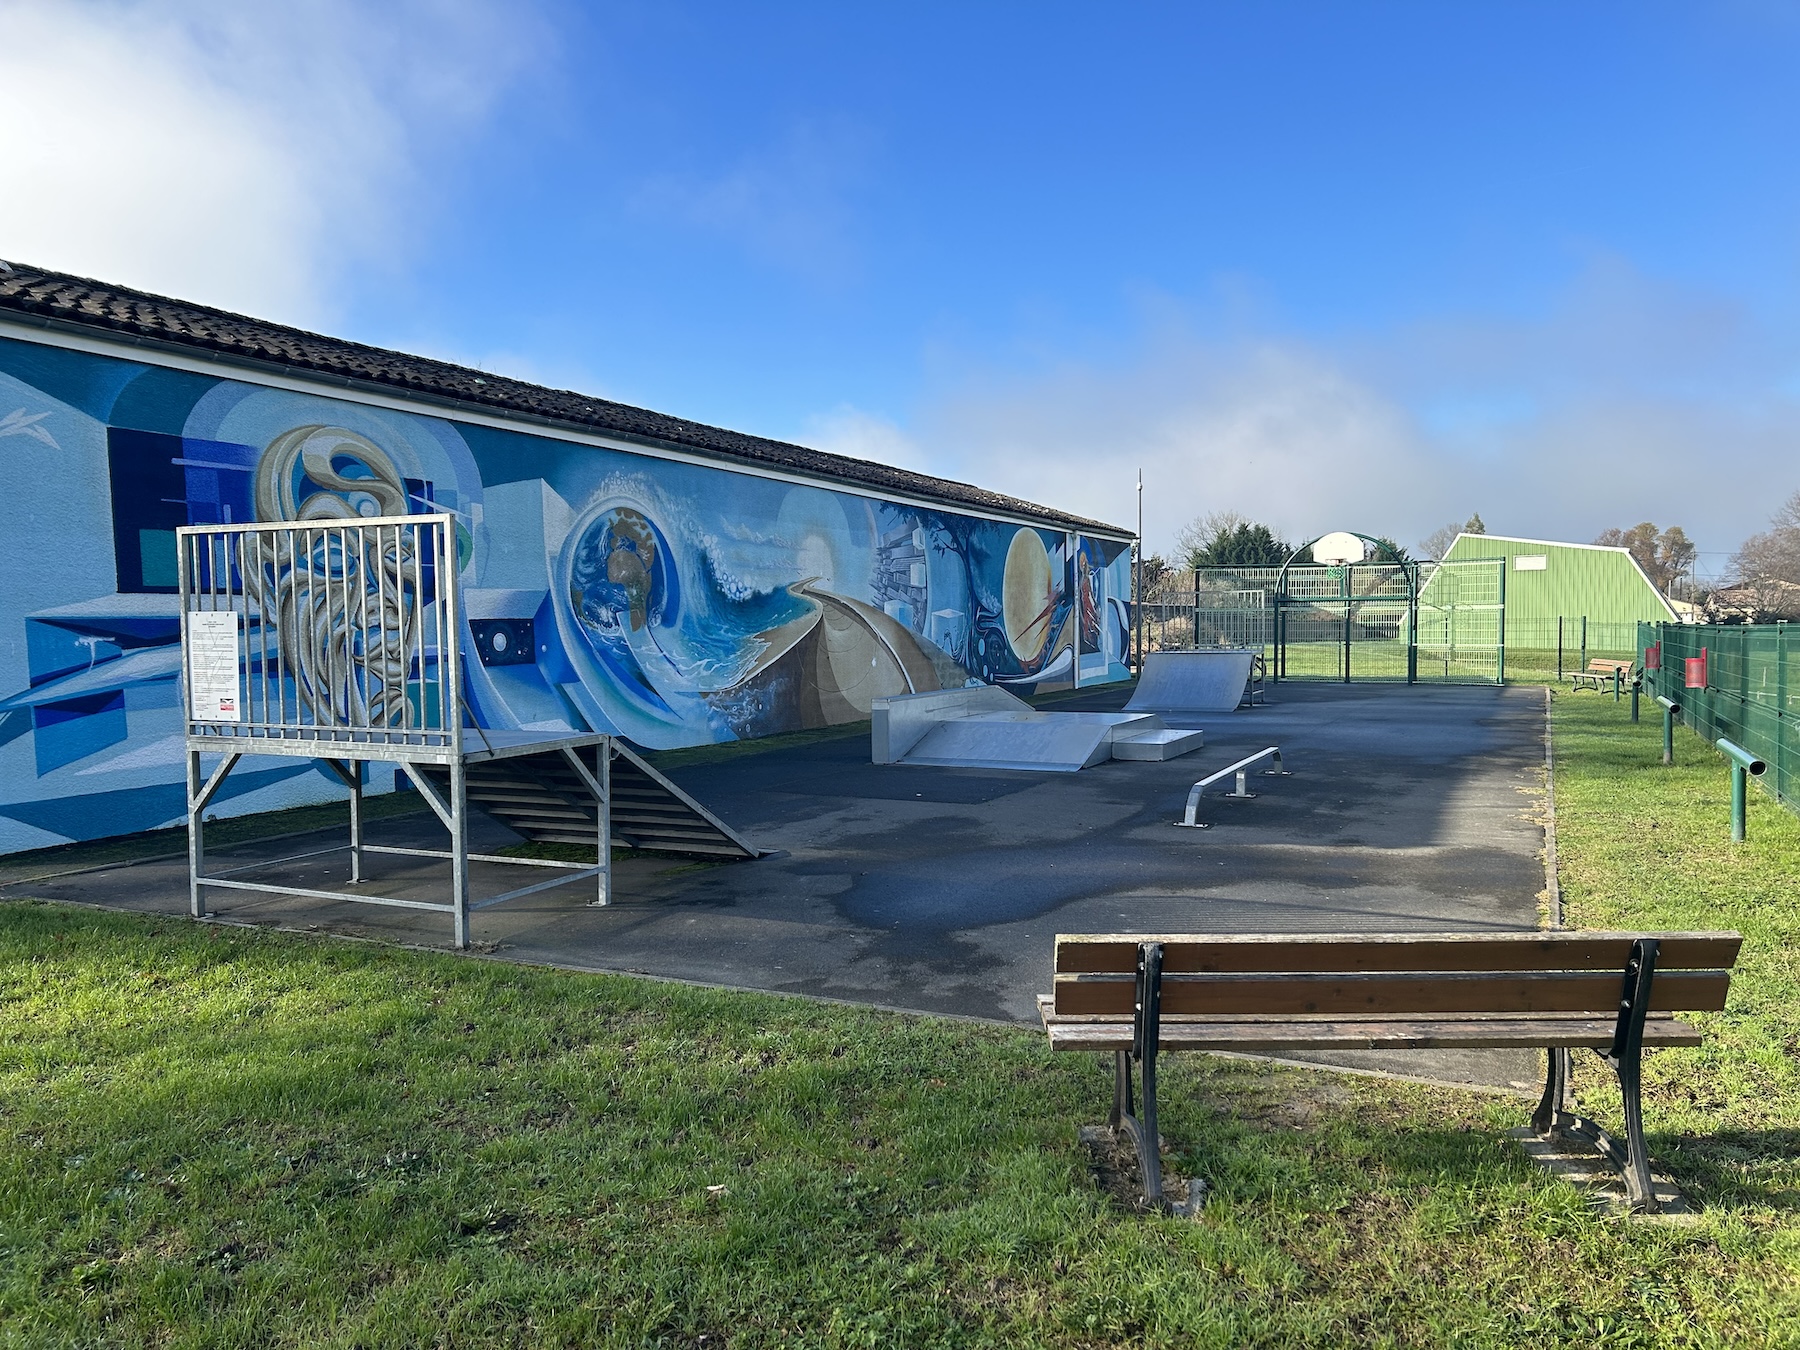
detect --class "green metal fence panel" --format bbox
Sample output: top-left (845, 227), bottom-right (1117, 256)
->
top-left (1136, 561), bottom-right (1638, 687)
top-left (1640, 621), bottom-right (1800, 814)
top-left (1413, 559), bottom-right (1504, 684)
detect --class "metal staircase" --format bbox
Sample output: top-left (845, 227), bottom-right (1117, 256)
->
top-left (413, 739), bottom-right (760, 860)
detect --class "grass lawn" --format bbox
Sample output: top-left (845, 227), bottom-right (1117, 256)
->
top-left (1, 693), bottom-right (1797, 1346)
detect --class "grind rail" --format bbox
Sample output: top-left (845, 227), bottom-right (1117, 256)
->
top-left (1174, 746), bottom-right (1289, 828)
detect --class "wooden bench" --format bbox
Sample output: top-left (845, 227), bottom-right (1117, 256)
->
top-left (1039, 930), bottom-right (1741, 1214)
top-left (1570, 658), bottom-right (1635, 692)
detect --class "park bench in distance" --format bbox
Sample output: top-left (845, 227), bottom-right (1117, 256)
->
top-left (1039, 930), bottom-right (1742, 1214)
top-left (1570, 658), bottom-right (1636, 692)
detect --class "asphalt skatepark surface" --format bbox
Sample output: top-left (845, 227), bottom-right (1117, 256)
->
top-left (8, 681), bottom-right (1552, 1090)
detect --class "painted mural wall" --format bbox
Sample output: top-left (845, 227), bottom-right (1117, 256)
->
top-left (0, 333), bottom-right (1132, 854)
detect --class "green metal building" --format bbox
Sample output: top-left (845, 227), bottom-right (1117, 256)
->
top-left (1422, 533), bottom-right (1678, 660)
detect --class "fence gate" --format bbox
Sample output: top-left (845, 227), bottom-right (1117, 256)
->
top-left (1413, 559), bottom-right (1505, 684)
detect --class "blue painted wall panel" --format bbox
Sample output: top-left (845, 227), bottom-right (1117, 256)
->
top-left (0, 334), bottom-right (1130, 852)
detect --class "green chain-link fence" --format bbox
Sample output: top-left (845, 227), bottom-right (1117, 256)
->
top-left (1639, 621), bottom-right (1800, 811)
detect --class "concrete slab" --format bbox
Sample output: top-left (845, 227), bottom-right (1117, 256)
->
top-left (9, 681), bottom-right (1552, 1091)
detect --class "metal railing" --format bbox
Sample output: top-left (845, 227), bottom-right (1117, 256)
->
top-left (1174, 746), bottom-right (1289, 827)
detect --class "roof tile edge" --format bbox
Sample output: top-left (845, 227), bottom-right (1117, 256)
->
top-left (0, 261), bottom-right (1129, 538)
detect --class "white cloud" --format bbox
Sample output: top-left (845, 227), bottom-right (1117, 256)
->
top-left (856, 261), bottom-right (1800, 563)
top-left (799, 404), bottom-right (933, 474)
top-left (0, 0), bottom-right (545, 327)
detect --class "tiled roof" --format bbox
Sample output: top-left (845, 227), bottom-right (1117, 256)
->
top-left (0, 260), bottom-right (1127, 536)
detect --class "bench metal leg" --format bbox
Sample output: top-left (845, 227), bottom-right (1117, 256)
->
top-left (1110, 1049), bottom-right (1133, 1132)
top-left (1531, 1048), bottom-right (1574, 1135)
top-left (1095, 943), bottom-right (1209, 1216)
top-left (1110, 940), bottom-right (1204, 1214)
top-left (1531, 939), bottom-right (1663, 1214)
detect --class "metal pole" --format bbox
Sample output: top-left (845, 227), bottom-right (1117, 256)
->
top-left (1557, 616), bottom-right (1564, 679)
top-left (1134, 471), bottom-right (1144, 673)
top-left (186, 748), bottom-right (206, 918)
top-left (1581, 615), bottom-right (1588, 672)
top-left (594, 739), bottom-right (612, 907)
top-left (349, 760), bottom-right (363, 883)
top-left (1406, 563), bottom-right (1418, 685)
top-left (1716, 738), bottom-right (1766, 841)
top-left (1070, 531), bottom-right (1081, 689)
top-left (1658, 696), bottom-right (1679, 766)
top-left (1780, 622), bottom-right (1788, 807)
top-left (1496, 559), bottom-right (1507, 685)
top-left (450, 755), bottom-right (469, 948)
top-left (1630, 678), bottom-right (1640, 723)
top-left (1614, 666), bottom-right (1622, 703)
top-left (1342, 564), bottom-right (1352, 684)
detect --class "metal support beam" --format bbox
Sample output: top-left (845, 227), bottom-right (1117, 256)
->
top-left (450, 756), bottom-right (469, 949)
top-left (185, 750), bottom-right (240, 918)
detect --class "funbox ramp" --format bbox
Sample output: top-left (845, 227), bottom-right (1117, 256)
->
top-left (1124, 649), bottom-right (1258, 722)
top-left (871, 686), bottom-right (1203, 772)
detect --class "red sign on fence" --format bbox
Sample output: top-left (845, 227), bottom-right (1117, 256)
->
top-left (1645, 641), bottom-right (1661, 671)
top-left (1685, 649), bottom-right (1708, 690)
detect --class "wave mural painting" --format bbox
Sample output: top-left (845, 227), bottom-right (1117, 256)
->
top-left (0, 332), bottom-right (1131, 853)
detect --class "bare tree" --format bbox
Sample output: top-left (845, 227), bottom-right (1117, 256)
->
top-left (1173, 510), bottom-right (1248, 570)
top-left (1418, 522), bottom-right (1460, 560)
top-left (1721, 495), bottom-right (1800, 619)
top-left (1595, 522), bottom-right (1695, 594)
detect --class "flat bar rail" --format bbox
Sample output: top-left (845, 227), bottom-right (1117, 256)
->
top-left (1175, 746), bottom-right (1288, 828)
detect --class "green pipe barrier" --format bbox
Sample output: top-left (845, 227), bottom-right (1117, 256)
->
top-left (1657, 696), bottom-right (1680, 767)
top-left (1715, 737), bottom-right (1768, 842)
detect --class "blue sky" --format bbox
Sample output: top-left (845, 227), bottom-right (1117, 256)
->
top-left (4, 1), bottom-right (1799, 568)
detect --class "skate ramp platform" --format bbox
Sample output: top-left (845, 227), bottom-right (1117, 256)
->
top-left (872, 686), bottom-right (1203, 772)
top-left (1125, 649), bottom-right (1258, 722)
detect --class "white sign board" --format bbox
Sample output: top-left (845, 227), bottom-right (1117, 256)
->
top-left (187, 610), bottom-right (243, 722)
top-left (1515, 555), bottom-right (1548, 571)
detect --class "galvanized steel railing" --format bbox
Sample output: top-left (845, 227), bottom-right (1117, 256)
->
top-left (177, 513), bottom-right (461, 756)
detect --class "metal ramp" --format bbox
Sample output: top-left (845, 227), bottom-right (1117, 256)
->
top-left (872, 686), bottom-right (1204, 772)
top-left (411, 739), bottom-right (758, 859)
top-left (1125, 649), bottom-right (1258, 720)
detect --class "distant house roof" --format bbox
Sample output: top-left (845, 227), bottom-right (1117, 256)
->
top-left (0, 260), bottom-right (1128, 538)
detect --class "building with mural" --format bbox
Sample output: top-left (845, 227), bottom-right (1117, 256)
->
top-left (0, 264), bottom-right (1132, 856)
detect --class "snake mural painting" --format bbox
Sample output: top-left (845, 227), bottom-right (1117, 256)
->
top-left (0, 326), bottom-right (1130, 853)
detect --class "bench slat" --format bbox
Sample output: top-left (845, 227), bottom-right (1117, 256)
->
top-left (1052, 969), bottom-right (1731, 1017)
top-left (1054, 931), bottom-right (1742, 975)
top-left (1041, 1018), bottom-right (1704, 1053)
top-left (1035, 996), bottom-right (1704, 1051)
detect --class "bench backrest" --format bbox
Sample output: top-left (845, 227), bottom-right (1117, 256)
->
top-left (1587, 659), bottom-right (1634, 672)
top-left (1052, 931), bottom-right (1741, 1018)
